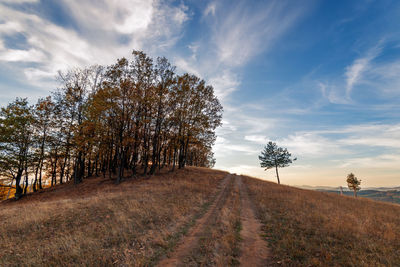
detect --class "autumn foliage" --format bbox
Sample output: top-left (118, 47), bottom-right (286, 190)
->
top-left (0, 50), bottom-right (222, 199)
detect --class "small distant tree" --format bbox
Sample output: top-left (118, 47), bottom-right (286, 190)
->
top-left (259, 141), bottom-right (296, 184)
top-left (347, 173), bottom-right (361, 197)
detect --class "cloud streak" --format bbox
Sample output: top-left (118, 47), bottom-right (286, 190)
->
top-left (345, 42), bottom-right (383, 97)
top-left (211, 1), bottom-right (307, 67)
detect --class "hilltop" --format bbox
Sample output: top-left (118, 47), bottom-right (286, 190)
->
top-left (1, 167), bottom-right (399, 266)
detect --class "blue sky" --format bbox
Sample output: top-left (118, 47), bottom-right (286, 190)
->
top-left (1, 0), bottom-right (400, 187)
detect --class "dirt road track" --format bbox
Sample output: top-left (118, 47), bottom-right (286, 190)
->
top-left (157, 174), bottom-right (233, 267)
top-left (157, 174), bottom-right (271, 266)
top-left (236, 175), bottom-right (272, 266)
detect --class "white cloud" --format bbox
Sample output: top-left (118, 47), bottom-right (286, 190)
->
top-left (363, 59), bottom-right (400, 97)
top-left (319, 41), bottom-right (389, 104)
top-left (208, 70), bottom-right (240, 100)
top-left (204, 2), bottom-right (216, 17)
top-left (345, 58), bottom-right (369, 96)
top-left (338, 154), bottom-right (400, 169)
top-left (0, 0), bottom-right (38, 3)
top-left (0, 48), bottom-right (46, 62)
top-left (0, 21), bottom-right (24, 34)
top-left (232, 114), bottom-right (275, 135)
top-left (174, 57), bottom-right (201, 77)
top-left (338, 123), bottom-right (400, 148)
top-left (212, 1), bottom-right (306, 67)
top-left (344, 42), bottom-right (382, 97)
top-left (60, 0), bottom-right (154, 34)
top-left (318, 82), bottom-right (352, 104)
top-left (175, 0), bottom-right (308, 105)
top-left (0, 0), bottom-right (189, 89)
top-left (244, 135), bottom-right (268, 144)
top-left (244, 123), bottom-right (400, 159)
top-left (213, 136), bottom-right (259, 156)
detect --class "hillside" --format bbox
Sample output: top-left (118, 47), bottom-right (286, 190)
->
top-left (1, 168), bottom-right (400, 266)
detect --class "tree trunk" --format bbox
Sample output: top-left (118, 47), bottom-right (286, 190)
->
top-left (15, 170), bottom-right (23, 199)
top-left (116, 147), bottom-right (124, 184)
top-left (33, 165), bottom-right (38, 192)
top-left (23, 165), bottom-right (29, 195)
top-left (172, 146), bottom-right (177, 171)
top-left (39, 160), bottom-right (43, 189)
top-left (275, 165), bottom-right (280, 185)
top-left (74, 152), bottom-right (83, 184)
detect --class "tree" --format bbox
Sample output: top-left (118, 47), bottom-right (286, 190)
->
top-left (0, 98), bottom-right (34, 199)
top-left (32, 96), bottom-right (54, 191)
top-left (0, 50), bottom-right (222, 199)
top-left (259, 141), bottom-right (296, 184)
top-left (346, 173), bottom-right (361, 197)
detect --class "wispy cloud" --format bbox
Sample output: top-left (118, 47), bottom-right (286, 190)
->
top-left (345, 42), bottom-right (383, 97)
top-left (208, 71), bottom-right (240, 101)
top-left (203, 1), bottom-right (216, 17)
top-left (318, 41), bottom-right (388, 105)
top-left (244, 122), bottom-right (400, 159)
top-left (244, 135), bottom-right (268, 144)
top-left (246, 132), bottom-right (346, 157)
top-left (176, 0), bottom-right (310, 101)
top-left (1, 0), bottom-right (38, 3)
top-left (211, 1), bottom-right (307, 67)
top-left (338, 154), bottom-right (400, 168)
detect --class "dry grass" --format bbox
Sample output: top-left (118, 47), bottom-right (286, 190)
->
top-left (2, 168), bottom-right (399, 267)
top-left (184, 175), bottom-right (241, 266)
top-left (242, 175), bottom-right (400, 267)
top-left (0, 167), bottom-right (227, 267)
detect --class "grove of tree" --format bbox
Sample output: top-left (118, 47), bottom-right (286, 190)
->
top-left (0, 50), bottom-right (223, 200)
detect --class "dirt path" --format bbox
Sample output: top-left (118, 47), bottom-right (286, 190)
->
top-left (156, 174), bottom-right (272, 267)
top-left (236, 175), bottom-right (272, 267)
top-left (157, 174), bottom-right (233, 267)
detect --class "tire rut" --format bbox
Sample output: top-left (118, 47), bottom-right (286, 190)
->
top-left (236, 175), bottom-right (272, 267)
top-left (157, 174), bottom-right (234, 267)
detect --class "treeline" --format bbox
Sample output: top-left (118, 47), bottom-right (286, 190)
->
top-left (0, 50), bottom-right (223, 200)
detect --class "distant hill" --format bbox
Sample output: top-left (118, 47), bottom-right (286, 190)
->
top-left (297, 185), bottom-right (400, 191)
top-left (296, 185), bottom-right (400, 204)
top-left (317, 189), bottom-right (400, 204)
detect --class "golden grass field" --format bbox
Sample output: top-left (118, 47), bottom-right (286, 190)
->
top-left (243, 175), bottom-right (400, 266)
top-left (0, 167), bottom-right (227, 266)
top-left (1, 168), bottom-right (399, 266)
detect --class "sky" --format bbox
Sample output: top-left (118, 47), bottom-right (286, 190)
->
top-left (1, 0), bottom-right (400, 187)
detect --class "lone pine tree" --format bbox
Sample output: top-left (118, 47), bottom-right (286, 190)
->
top-left (259, 141), bottom-right (296, 184)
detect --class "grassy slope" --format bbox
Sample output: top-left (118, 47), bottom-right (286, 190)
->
top-left (243, 175), bottom-right (400, 266)
top-left (0, 167), bottom-right (227, 266)
top-left (1, 169), bottom-right (399, 266)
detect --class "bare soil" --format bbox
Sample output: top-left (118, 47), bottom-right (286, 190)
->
top-left (158, 174), bottom-right (272, 267)
top-left (236, 175), bottom-right (272, 267)
top-left (157, 174), bottom-right (233, 266)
